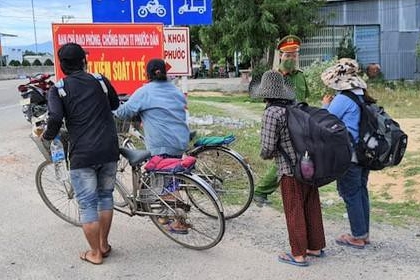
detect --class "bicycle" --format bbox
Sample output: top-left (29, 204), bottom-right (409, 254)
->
top-left (32, 133), bottom-right (226, 250)
top-left (115, 117), bottom-right (254, 220)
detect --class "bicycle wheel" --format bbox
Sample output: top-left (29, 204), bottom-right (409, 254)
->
top-left (114, 136), bottom-right (136, 207)
top-left (189, 146), bottom-right (254, 219)
top-left (35, 160), bottom-right (81, 227)
top-left (142, 172), bottom-right (225, 250)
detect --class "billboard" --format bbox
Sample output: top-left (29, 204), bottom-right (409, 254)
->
top-left (52, 23), bottom-right (164, 94)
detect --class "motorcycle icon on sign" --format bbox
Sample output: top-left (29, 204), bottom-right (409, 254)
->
top-left (138, 0), bottom-right (167, 18)
top-left (178, 0), bottom-right (206, 14)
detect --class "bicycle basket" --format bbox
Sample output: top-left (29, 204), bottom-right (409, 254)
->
top-left (31, 134), bottom-right (52, 161)
top-left (30, 129), bottom-right (69, 162)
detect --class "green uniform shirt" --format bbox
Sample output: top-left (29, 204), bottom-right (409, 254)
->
top-left (284, 70), bottom-right (309, 102)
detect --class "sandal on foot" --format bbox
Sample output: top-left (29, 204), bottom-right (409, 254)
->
top-left (102, 245), bottom-right (112, 258)
top-left (277, 253), bottom-right (308, 267)
top-left (158, 217), bottom-right (171, 225)
top-left (166, 221), bottom-right (189, 234)
top-left (80, 251), bottom-right (102, 265)
top-left (307, 249), bottom-right (326, 258)
top-left (335, 234), bottom-right (365, 249)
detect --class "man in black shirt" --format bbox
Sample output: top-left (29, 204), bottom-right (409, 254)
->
top-left (42, 43), bottom-right (119, 265)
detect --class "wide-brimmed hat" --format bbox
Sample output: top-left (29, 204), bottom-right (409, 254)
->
top-left (321, 58), bottom-right (367, 90)
top-left (251, 70), bottom-right (296, 100)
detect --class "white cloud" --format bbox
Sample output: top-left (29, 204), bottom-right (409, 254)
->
top-left (0, 0), bottom-right (92, 46)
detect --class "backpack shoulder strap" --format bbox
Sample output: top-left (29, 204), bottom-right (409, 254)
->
top-left (55, 79), bottom-right (67, 98)
top-left (90, 73), bottom-right (108, 96)
top-left (54, 73), bottom-right (109, 98)
top-left (341, 90), bottom-right (364, 107)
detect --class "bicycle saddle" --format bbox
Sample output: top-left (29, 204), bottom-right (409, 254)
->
top-left (119, 148), bottom-right (151, 166)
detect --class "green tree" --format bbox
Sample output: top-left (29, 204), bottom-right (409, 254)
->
top-left (22, 59), bottom-right (31, 66)
top-left (337, 33), bottom-right (358, 59)
top-left (32, 59), bottom-right (42, 66)
top-left (44, 58), bottom-right (54, 66)
top-left (9, 60), bottom-right (21, 66)
top-left (195, 0), bottom-right (326, 72)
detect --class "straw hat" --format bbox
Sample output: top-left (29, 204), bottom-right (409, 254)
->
top-left (321, 58), bottom-right (367, 91)
top-left (251, 70), bottom-right (296, 100)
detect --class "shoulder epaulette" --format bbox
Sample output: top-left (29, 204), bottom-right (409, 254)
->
top-left (90, 73), bottom-right (108, 95)
top-left (55, 79), bottom-right (67, 97)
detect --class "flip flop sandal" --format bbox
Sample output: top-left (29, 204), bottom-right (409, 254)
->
top-left (80, 251), bottom-right (103, 265)
top-left (102, 245), bottom-right (112, 258)
top-left (166, 222), bottom-right (189, 234)
top-left (277, 253), bottom-right (309, 267)
top-left (307, 250), bottom-right (326, 258)
top-left (158, 217), bottom-right (172, 225)
top-left (335, 236), bottom-right (365, 249)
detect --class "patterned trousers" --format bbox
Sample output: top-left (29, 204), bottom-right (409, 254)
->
top-left (280, 175), bottom-right (326, 256)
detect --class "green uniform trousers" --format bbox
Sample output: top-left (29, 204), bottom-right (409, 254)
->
top-left (254, 164), bottom-right (278, 197)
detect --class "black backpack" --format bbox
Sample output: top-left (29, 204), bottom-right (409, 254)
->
top-left (341, 91), bottom-right (408, 170)
top-left (269, 102), bottom-right (352, 187)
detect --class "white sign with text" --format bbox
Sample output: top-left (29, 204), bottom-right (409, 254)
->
top-left (164, 27), bottom-right (191, 76)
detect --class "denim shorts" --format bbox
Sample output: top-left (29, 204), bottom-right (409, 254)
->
top-left (70, 161), bottom-right (117, 224)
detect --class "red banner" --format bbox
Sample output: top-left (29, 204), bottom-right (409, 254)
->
top-left (52, 23), bottom-right (164, 94)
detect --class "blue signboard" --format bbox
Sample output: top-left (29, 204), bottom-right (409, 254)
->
top-left (92, 0), bottom-right (212, 25)
top-left (92, 0), bottom-right (132, 22)
top-left (173, 0), bottom-right (212, 25)
top-left (133, 0), bottom-right (172, 25)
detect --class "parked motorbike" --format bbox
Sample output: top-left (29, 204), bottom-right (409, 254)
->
top-left (17, 73), bottom-right (54, 123)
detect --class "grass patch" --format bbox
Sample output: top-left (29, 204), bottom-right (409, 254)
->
top-left (404, 166), bottom-right (420, 177)
top-left (370, 200), bottom-right (420, 227)
top-left (188, 101), bottom-right (228, 116)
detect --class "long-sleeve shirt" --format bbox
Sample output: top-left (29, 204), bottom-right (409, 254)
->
top-left (114, 80), bottom-right (189, 156)
top-left (260, 105), bottom-right (296, 180)
top-left (283, 70), bottom-right (309, 102)
top-left (43, 71), bottom-right (120, 169)
top-left (325, 90), bottom-right (361, 143)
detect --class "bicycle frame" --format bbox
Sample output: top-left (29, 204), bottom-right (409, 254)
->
top-left (113, 159), bottom-right (224, 217)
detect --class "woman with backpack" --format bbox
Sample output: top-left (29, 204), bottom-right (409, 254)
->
top-left (321, 58), bottom-right (376, 249)
top-left (254, 70), bottom-right (326, 267)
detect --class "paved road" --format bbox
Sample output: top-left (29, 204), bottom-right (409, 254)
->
top-left (1, 79), bottom-right (420, 280)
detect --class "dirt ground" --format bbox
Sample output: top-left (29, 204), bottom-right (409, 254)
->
top-left (368, 118), bottom-right (420, 202)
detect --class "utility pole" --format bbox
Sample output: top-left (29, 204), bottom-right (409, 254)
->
top-left (31, 0), bottom-right (38, 53)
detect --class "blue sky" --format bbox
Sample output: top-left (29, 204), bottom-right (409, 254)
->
top-left (0, 0), bottom-right (92, 46)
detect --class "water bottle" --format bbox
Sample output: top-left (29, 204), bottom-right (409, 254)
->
top-left (300, 151), bottom-right (315, 180)
top-left (50, 135), bottom-right (67, 181)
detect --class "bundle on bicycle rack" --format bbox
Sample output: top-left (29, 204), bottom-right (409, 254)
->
top-left (144, 155), bottom-right (197, 173)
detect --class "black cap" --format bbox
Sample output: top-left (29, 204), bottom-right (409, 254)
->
top-left (147, 58), bottom-right (166, 78)
top-left (58, 43), bottom-right (86, 61)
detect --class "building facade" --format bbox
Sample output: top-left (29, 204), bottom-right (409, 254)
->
top-left (300, 0), bottom-right (420, 80)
